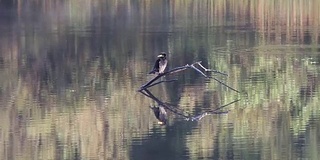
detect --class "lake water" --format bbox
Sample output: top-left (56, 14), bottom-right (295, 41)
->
top-left (0, 1), bottom-right (320, 160)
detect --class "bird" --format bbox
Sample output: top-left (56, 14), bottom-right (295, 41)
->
top-left (149, 52), bottom-right (167, 75)
top-left (150, 105), bottom-right (167, 125)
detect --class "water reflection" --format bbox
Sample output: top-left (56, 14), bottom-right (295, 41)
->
top-left (0, 0), bottom-right (320, 160)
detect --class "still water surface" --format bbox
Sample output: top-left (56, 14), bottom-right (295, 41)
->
top-left (0, 1), bottom-right (320, 160)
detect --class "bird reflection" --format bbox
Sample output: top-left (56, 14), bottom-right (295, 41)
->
top-left (141, 89), bottom-right (184, 125)
top-left (150, 105), bottom-right (167, 125)
top-left (149, 52), bottom-right (167, 75)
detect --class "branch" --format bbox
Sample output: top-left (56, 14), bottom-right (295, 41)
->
top-left (139, 74), bottom-right (162, 91)
top-left (139, 64), bottom-right (191, 91)
top-left (139, 61), bottom-right (205, 90)
top-left (139, 61), bottom-right (240, 94)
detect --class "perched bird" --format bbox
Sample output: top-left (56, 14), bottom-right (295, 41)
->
top-left (150, 105), bottom-right (167, 125)
top-left (149, 52), bottom-right (167, 74)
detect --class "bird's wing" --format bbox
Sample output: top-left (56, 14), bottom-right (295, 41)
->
top-left (158, 106), bottom-right (167, 122)
top-left (151, 106), bottom-right (160, 118)
top-left (149, 59), bottom-right (160, 73)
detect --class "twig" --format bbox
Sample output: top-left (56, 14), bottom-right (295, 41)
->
top-left (189, 65), bottom-right (208, 78)
top-left (167, 68), bottom-right (188, 74)
top-left (210, 99), bottom-right (241, 113)
top-left (209, 70), bottom-right (228, 76)
top-left (187, 112), bottom-right (208, 121)
top-left (196, 63), bottom-right (228, 76)
top-left (189, 63), bottom-right (238, 94)
top-left (209, 76), bottom-right (240, 93)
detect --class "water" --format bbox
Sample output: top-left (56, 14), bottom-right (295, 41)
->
top-left (0, 1), bottom-right (320, 160)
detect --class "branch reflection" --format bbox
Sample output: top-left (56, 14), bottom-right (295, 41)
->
top-left (139, 89), bottom-right (240, 124)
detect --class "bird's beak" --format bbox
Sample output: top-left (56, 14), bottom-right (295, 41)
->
top-left (157, 54), bottom-right (164, 58)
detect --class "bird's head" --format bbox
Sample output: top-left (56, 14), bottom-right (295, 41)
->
top-left (157, 121), bottom-right (166, 125)
top-left (157, 52), bottom-right (167, 58)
